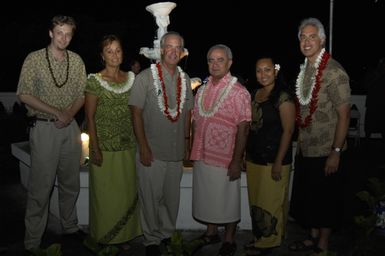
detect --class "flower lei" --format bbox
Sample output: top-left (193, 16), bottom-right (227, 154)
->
top-left (151, 63), bottom-right (186, 122)
top-left (197, 76), bottom-right (237, 118)
top-left (295, 48), bottom-right (330, 128)
top-left (88, 71), bottom-right (135, 94)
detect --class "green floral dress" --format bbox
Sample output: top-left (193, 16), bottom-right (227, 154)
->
top-left (85, 72), bottom-right (141, 245)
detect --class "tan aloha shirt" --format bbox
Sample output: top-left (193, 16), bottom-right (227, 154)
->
top-left (16, 48), bottom-right (87, 119)
top-left (297, 58), bottom-right (351, 157)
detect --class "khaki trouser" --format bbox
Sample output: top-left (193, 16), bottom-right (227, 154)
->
top-left (136, 155), bottom-right (183, 246)
top-left (24, 120), bottom-right (81, 250)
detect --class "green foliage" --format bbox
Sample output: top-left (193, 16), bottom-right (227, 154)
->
top-left (28, 244), bottom-right (62, 256)
top-left (161, 231), bottom-right (197, 256)
top-left (45, 244), bottom-right (62, 256)
top-left (353, 177), bottom-right (385, 255)
top-left (83, 236), bottom-right (120, 256)
top-left (318, 251), bottom-right (337, 256)
top-left (165, 231), bottom-right (185, 256)
top-left (355, 178), bottom-right (385, 231)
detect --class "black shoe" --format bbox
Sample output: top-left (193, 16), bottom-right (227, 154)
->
top-left (23, 250), bottom-right (33, 256)
top-left (62, 229), bottom-right (87, 241)
top-left (146, 244), bottom-right (161, 256)
top-left (160, 237), bottom-right (172, 254)
top-left (218, 242), bottom-right (237, 256)
top-left (0, 246), bottom-right (8, 255)
top-left (161, 237), bottom-right (171, 246)
top-left (23, 248), bottom-right (42, 256)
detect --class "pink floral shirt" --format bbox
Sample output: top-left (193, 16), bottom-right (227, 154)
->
top-left (190, 73), bottom-right (251, 168)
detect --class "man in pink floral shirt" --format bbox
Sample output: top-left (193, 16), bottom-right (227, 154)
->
top-left (190, 44), bottom-right (251, 256)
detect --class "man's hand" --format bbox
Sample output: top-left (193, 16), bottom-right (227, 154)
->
top-left (227, 160), bottom-right (241, 181)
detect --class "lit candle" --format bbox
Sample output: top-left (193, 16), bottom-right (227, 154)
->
top-left (80, 133), bottom-right (89, 165)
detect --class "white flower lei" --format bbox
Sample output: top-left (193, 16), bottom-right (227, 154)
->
top-left (88, 71), bottom-right (135, 94)
top-left (197, 76), bottom-right (237, 117)
top-left (150, 64), bottom-right (187, 119)
top-left (295, 48), bottom-right (325, 105)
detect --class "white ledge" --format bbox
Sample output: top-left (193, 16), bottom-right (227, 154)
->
top-left (11, 141), bottom-right (252, 230)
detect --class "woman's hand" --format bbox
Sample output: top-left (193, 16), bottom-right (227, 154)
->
top-left (271, 163), bottom-right (282, 181)
top-left (91, 148), bottom-right (103, 167)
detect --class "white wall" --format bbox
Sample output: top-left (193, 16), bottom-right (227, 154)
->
top-left (0, 92), bottom-right (19, 112)
top-left (11, 141), bottom-right (252, 230)
top-left (350, 95), bottom-right (366, 137)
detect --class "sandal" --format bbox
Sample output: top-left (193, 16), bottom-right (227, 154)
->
top-left (288, 235), bottom-right (318, 251)
top-left (218, 242), bottom-right (237, 256)
top-left (193, 233), bottom-right (221, 245)
top-left (116, 242), bottom-right (131, 252)
top-left (244, 240), bottom-right (256, 250)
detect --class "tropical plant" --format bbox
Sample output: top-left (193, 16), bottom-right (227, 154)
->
top-left (161, 230), bottom-right (202, 256)
top-left (353, 177), bottom-right (385, 255)
top-left (28, 243), bottom-right (62, 256)
top-left (83, 236), bottom-right (120, 256)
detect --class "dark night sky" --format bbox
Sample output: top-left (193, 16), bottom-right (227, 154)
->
top-left (1, 0), bottom-right (385, 93)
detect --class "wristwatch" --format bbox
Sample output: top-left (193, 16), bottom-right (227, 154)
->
top-left (332, 146), bottom-right (341, 153)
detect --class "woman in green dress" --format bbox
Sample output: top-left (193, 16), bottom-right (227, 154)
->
top-left (84, 35), bottom-right (141, 252)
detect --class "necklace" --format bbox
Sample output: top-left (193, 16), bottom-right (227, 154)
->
top-left (45, 47), bottom-right (69, 88)
top-left (88, 71), bottom-right (135, 94)
top-left (295, 48), bottom-right (330, 128)
top-left (197, 76), bottom-right (237, 117)
top-left (151, 63), bottom-right (187, 122)
top-left (295, 48), bottom-right (326, 105)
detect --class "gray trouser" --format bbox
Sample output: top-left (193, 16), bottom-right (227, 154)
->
top-left (24, 121), bottom-right (81, 249)
top-left (136, 155), bottom-right (183, 246)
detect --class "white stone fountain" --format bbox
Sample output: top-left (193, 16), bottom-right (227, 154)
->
top-left (139, 2), bottom-right (189, 62)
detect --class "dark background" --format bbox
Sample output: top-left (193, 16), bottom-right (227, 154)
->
top-left (1, 0), bottom-right (384, 93)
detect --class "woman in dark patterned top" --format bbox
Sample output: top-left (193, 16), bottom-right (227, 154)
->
top-left (245, 56), bottom-right (295, 255)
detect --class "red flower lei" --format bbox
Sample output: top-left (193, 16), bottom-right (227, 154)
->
top-left (156, 63), bottom-right (182, 122)
top-left (295, 51), bottom-right (330, 128)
